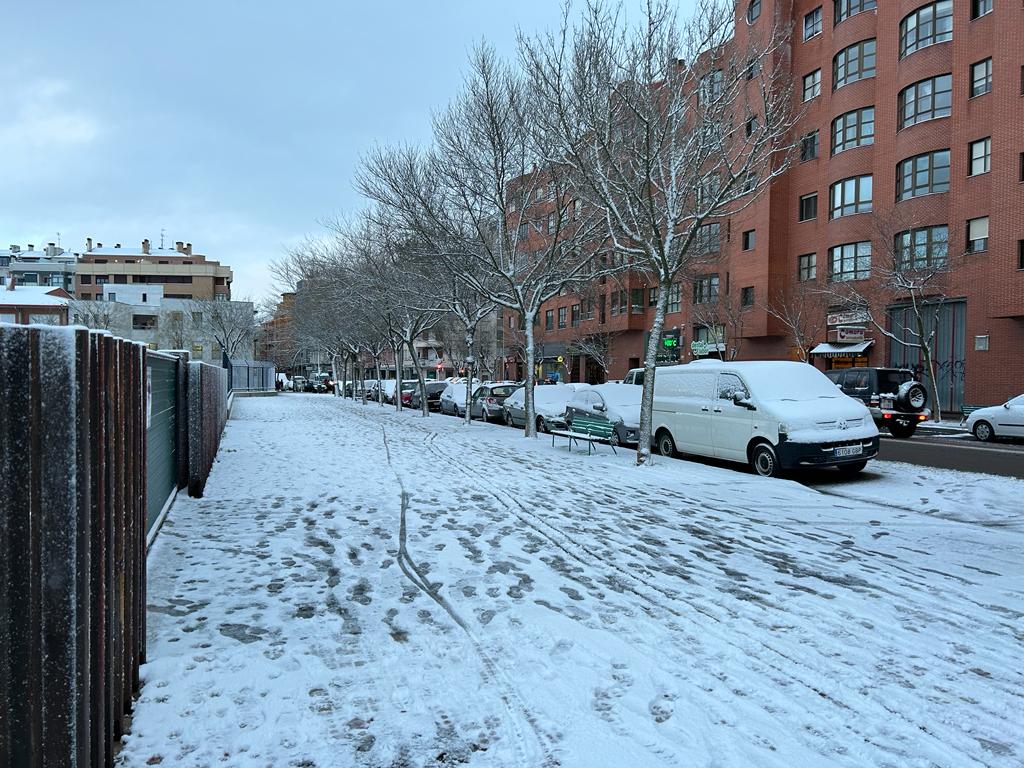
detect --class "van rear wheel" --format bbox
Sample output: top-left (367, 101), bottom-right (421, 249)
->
top-left (656, 430), bottom-right (676, 457)
top-left (750, 443), bottom-right (780, 478)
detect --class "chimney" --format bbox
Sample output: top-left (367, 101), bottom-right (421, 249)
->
top-left (142, 239), bottom-right (150, 254)
top-left (9, 244), bottom-right (19, 253)
top-left (96, 243), bottom-right (103, 248)
top-left (86, 237), bottom-right (93, 252)
top-left (46, 242), bottom-right (58, 257)
top-left (184, 242), bottom-right (192, 256)
top-left (175, 241), bottom-right (185, 253)
top-left (27, 244), bottom-right (34, 251)
top-left (115, 243), bottom-right (121, 248)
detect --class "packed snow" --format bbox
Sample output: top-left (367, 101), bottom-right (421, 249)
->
top-left (119, 395), bottom-right (1024, 768)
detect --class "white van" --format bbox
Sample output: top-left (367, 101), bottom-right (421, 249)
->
top-left (651, 360), bottom-right (879, 477)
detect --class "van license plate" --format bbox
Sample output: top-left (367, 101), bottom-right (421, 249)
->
top-left (881, 397), bottom-right (893, 410)
top-left (835, 445), bottom-right (863, 457)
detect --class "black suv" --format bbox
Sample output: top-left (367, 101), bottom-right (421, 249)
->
top-left (825, 367), bottom-right (929, 438)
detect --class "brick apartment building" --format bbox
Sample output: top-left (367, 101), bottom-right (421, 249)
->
top-left (521, 0), bottom-right (1023, 411)
top-left (74, 238), bottom-right (233, 302)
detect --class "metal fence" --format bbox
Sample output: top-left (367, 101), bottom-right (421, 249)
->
top-left (223, 354), bottom-right (276, 392)
top-left (0, 325), bottom-right (231, 766)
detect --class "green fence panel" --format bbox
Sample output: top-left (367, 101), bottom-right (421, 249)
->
top-left (146, 354), bottom-right (178, 533)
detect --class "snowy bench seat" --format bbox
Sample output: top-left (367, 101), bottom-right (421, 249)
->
top-left (550, 416), bottom-right (617, 455)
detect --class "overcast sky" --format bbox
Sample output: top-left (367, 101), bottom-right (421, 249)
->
top-left (1, 1), bottom-right (660, 303)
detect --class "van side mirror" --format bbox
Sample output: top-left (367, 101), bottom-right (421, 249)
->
top-left (733, 390), bottom-right (755, 410)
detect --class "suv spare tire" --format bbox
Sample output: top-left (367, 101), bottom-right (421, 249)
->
top-left (895, 380), bottom-right (928, 412)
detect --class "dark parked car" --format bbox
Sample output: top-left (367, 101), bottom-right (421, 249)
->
top-left (470, 383), bottom-right (518, 421)
top-left (410, 381), bottom-right (448, 410)
top-left (824, 367), bottom-right (929, 438)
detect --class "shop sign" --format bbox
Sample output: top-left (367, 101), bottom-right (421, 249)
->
top-left (834, 326), bottom-right (866, 342)
top-left (827, 310), bottom-right (869, 326)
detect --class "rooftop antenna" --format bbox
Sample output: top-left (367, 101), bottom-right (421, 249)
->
top-left (56, 231), bottom-right (61, 247)
top-left (160, 228), bottom-right (166, 249)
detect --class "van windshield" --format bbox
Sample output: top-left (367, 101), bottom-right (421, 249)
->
top-left (744, 364), bottom-right (843, 402)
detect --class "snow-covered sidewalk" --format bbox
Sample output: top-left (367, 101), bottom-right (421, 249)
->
top-left (120, 395), bottom-right (1024, 768)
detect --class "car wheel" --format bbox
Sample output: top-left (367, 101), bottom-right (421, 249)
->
top-left (973, 420), bottom-right (994, 442)
top-left (750, 442), bottom-right (780, 478)
top-left (837, 460), bottom-right (867, 476)
top-left (655, 430), bottom-right (676, 457)
top-left (609, 431), bottom-right (621, 447)
top-left (887, 421), bottom-right (916, 439)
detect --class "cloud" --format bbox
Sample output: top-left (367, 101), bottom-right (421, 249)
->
top-left (0, 77), bottom-right (100, 165)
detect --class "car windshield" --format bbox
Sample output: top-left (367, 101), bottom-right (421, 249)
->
top-left (878, 370), bottom-right (912, 395)
top-left (491, 386), bottom-right (516, 397)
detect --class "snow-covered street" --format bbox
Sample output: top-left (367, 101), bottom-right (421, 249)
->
top-left (119, 395), bottom-right (1024, 768)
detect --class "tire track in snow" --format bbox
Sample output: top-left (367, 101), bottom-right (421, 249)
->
top-left (379, 424), bottom-right (560, 768)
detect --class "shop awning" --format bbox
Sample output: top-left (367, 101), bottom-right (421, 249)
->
top-left (809, 340), bottom-right (874, 357)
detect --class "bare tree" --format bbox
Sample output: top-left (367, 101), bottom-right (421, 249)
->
top-left (522, 0), bottom-right (797, 463)
top-left (568, 329), bottom-right (619, 382)
top-left (358, 44), bottom-right (613, 437)
top-left (67, 299), bottom-right (130, 333)
top-left (823, 214), bottom-right (959, 421)
top-left (762, 281), bottom-right (828, 363)
top-left (689, 284), bottom-right (747, 361)
top-left (160, 309), bottom-right (194, 350)
top-left (190, 298), bottom-right (257, 360)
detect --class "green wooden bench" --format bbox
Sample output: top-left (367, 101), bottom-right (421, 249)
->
top-left (960, 404), bottom-right (984, 423)
top-left (551, 415), bottom-right (617, 455)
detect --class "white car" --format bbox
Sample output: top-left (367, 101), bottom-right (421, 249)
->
top-left (440, 382), bottom-right (483, 417)
top-left (965, 395), bottom-right (1024, 442)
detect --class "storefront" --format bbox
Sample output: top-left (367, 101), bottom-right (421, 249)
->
top-left (811, 310), bottom-right (873, 369)
top-left (809, 340), bottom-right (874, 369)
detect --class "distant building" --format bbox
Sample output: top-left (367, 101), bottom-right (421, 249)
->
top-left (0, 243), bottom-right (76, 293)
top-left (0, 281), bottom-right (72, 325)
top-left (74, 238), bottom-right (233, 302)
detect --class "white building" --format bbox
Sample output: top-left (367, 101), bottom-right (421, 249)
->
top-left (0, 243), bottom-right (76, 293)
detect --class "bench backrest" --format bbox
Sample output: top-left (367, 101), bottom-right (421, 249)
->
top-left (571, 415), bottom-right (615, 438)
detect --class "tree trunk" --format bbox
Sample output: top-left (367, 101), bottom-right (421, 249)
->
top-left (406, 338), bottom-right (430, 418)
top-left (333, 353), bottom-right (342, 397)
top-left (374, 359), bottom-right (383, 405)
top-left (636, 276), bottom-right (672, 465)
top-left (523, 313), bottom-right (537, 437)
top-left (463, 327), bottom-right (476, 425)
top-left (917, 311), bottom-right (943, 423)
top-left (394, 343), bottom-right (403, 412)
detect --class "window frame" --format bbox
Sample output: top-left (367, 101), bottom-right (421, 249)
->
top-left (800, 129), bottom-right (820, 161)
top-left (798, 253), bottom-right (817, 281)
top-left (897, 74), bottom-right (953, 130)
top-left (557, 306), bottom-right (567, 328)
top-left (969, 137), bottom-right (991, 176)
top-left (693, 275), bottom-right (720, 305)
top-left (742, 230), bottom-right (756, 251)
top-left (829, 175), bottom-right (873, 218)
top-left (804, 6), bottom-right (823, 40)
top-left (833, 39), bottom-right (876, 91)
top-left (896, 149), bottom-right (951, 201)
top-left (747, 0), bottom-right (762, 23)
top-left (667, 283), bottom-right (682, 313)
top-left (970, 0), bottom-right (992, 20)
top-left (740, 286), bottom-right (755, 307)
top-left (803, 69), bottom-right (822, 101)
top-left (895, 225), bottom-right (949, 269)
top-left (831, 106), bottom-right (875, 154)
top-left (970, 58), bottom-right (993, 97)
top-left (799, 193), bottom-right (818, 222)
top-left (966, 216), bottom-right (989, 253)
top-left (828, 241), bottom-right (872, 282)
top-left (834, 0), bottom-right (876, 25)
top-left (898, 1), bottom-right (953, 60)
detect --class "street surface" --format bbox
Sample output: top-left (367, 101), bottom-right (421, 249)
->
top-left (119, 395), bottom-right (1024, 768)
top-left (879, 433), bottom-right (1024, 479)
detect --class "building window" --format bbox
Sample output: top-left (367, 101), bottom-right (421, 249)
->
top-left (700, 70), bottom-right (723, 104)
top-left (746, 57), bottom-right (762, 80)
top-left (747, 0), bottom-right (761, 23)
top-left (132, 314), bottom-right (158, 330)
top-left (697, 173), bottom-right (721, 209)
top-left (966, 217), bottom-right (989, 253)
top-left (895, 225), bottom-right (949, 269)
top-left (803, 69), bottom-right (822, 101)
top-left (546, 213), bottom-right (556, 234)
top-left (835, 0), bottom-right (876, 25)
top-left (971, 58), bottom-right (992, 97)
top-left (95, 275), bottom-right (109, 285)
top-left (667, 283), bottom-right (681, 313)
top-left (742, 230), bottom-right (756, 250)
top-left (798, 253), bottom-right (817, 281)
top-left (648, 287), bottom-right (658, 306)
top-left (557, 306), bottom-right (567, 328)
top-left (969, 138), bottom-right (991, 176)
top-left (897, 75), bottom-right (952, 129)
top-left (583, 299), bottom-right (595, 320)
top-left (80, 275), bottom-right (92, 284)
top-left (571, 304), bottom-right (581, 327)
top-left (800, 130), bottom-right (820, 161)
top-left (517, 222), bottom-right (528, 239)
top-left (1018, 240), bottom-right (1024, 270)
top-left (107, 292), bottom-right (116, 302)
top-left (804, 7), bottom-right (823, 39)
top-left (833, 39), bottom-right (876, 90)
top-left (740, 287), bottom-right (755, 307)
top-left (799, 193), bottom-right (818, 222)
top-left (971, 0), bottom-right (992, 19)
top-left (829, 242), bottom-right (872, 281)
top-left (630, 288), bottom-right (643, 313)
top-left (693, 275), bottom-right (720, 305)
top-left (831, 106), bottom-right (875, 154)
top-left (830, 175), bottom-right (873, 218)
top-left (696, 222), bottom-right (721, 253)
top-left (899, 1), bottom-right (953, 59)
top-left (545, 309), bottom-right (553, 330)
top-left (896, 150), bottom-right (950, 200)
top-left (745, 115), bottom-right (759, 137)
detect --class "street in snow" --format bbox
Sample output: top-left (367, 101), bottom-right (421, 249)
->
top-left (119, 395), bottom-right (1024, 768)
